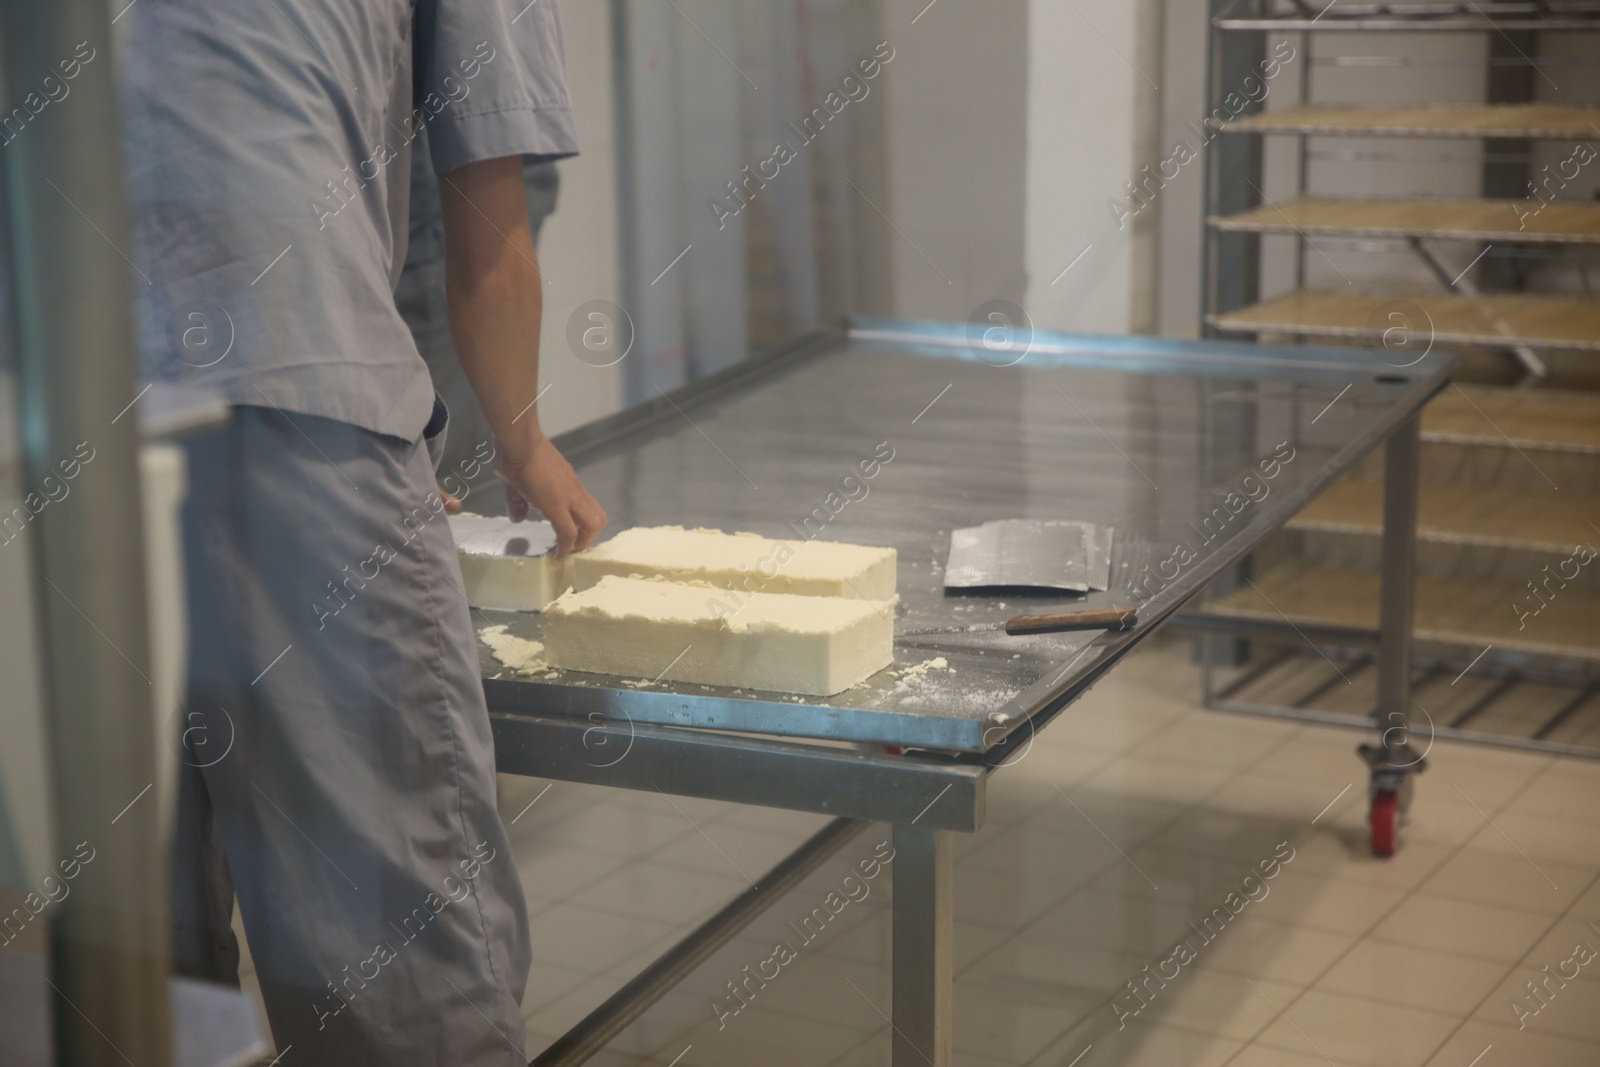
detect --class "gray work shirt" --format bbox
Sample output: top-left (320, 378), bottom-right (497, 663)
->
top-left (120, 0), bottom-right (578, 442)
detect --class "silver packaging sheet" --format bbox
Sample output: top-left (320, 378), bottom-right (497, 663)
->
top-left (447, 512), bottom-right (557, 558)
top-left (944, 518), bottom-right (1114, 592)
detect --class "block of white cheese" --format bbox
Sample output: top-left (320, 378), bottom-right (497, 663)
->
top-left (449, 513), bottom-right (572, 612)
top-left (543, 575), bottom-right (893, 696)
top-left (571, 526), bottom-right (896, 601)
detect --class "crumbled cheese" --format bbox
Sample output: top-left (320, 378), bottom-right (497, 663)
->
top-left (478, 624), bottom-right (548, 676)
top-left (890, 656), bottom-right (955, 694)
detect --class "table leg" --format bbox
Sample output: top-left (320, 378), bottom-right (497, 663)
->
top-left (892, 823), bottom-right (952, 1067)
top-left (1361, 413), bottom-right (1423, 855)
top-left (1377, 413), bottom-right (1420, 755)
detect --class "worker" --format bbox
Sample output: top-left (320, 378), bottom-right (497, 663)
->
top-left (120, 1), bottom-right (606, 1062)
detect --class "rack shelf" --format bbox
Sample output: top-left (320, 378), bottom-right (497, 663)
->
top-left (1211, 196), bottom-right (1600, 244)
top-left (1210, 289), bottom-right (1600, 352)
top-left (1216, 1), bottom-right (1600, 33)
top-left (1287, 478), bottom-right (1597, 550)
top-left (1422, 383), bottom-right (1600, 453)
top-left (1199, 560), bottom-right (1600, 662)
top-left (1220, 103), bottom-right (1600, 138)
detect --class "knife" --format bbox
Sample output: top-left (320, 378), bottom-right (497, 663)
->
top-left (901, 607), bottom-right (1137, 637)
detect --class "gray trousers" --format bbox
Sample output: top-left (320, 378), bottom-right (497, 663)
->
top-left (170, 401), bottom-right (530, 1065)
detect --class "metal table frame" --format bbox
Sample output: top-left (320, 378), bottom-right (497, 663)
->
top-left (488, 319), bottom-right (1447, 1067)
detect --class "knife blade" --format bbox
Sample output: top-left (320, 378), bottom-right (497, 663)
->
top-left (901, 607), bottom-right (1137, 637)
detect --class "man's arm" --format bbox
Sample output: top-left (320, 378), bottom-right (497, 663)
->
top-left (438, 156), bottom-right (606, 555)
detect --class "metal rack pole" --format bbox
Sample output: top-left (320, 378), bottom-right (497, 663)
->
top-left (0, 2), bottom-right (171, 1064)
top-left (1202, 0), bottom-right (1267, 334)
top-left (1293, 25), bottom-right (1310, 291)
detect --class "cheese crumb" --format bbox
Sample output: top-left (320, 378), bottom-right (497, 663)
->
top-left (890, 656), bottom-right (954, 694)
top-left (478, 624), bottom-right (548, 676)
top-left (901, 657), bottom-right (949, 678)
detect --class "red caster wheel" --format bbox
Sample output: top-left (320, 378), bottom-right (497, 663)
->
top-left (1370, 790), bottom-right (1398, 857)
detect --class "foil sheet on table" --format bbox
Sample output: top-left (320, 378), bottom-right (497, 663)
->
top-left (944, 518), bottom-right (1114, 593)
top-left (448, 512), bottom-right (556, 558)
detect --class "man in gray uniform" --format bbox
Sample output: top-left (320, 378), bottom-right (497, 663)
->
top-left (120, 1), bottom-right (606, 1062)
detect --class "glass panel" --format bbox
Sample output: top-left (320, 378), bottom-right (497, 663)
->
top-left (613, 0), bottom-right (899, 400)
top-left (0, 148), bottom-right (58, 936)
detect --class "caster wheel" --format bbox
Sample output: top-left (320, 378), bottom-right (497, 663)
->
top-left (1370, 790), bottom-right (1398, 857)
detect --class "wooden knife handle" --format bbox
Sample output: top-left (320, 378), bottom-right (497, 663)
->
top-left (1003, 608), bottom-right (1137, 635)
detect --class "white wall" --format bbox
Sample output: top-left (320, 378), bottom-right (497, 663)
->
top-left (876, 0), bottom-right (1180, 338)
top-left (537, 0), bottom-right (627, 437)
top-left (878, 0), bottom-right (1029, 322)
top-left (1024, 0), bottom-right (1144, 336)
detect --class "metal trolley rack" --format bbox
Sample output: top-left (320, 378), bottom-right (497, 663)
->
top-left (1187, 0), bottom-right (1600, 781)
top-left (483, 318), bottom-right (1449, 1066)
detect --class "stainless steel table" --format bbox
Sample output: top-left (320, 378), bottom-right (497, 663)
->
top-left (485, 317), bottom-right (1451, 1067)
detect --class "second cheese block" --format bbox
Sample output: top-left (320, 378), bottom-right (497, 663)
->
top-left (571, 525), bottom-right (897, 600)
top-left (543, 575), bottom-right (893, 696)
top-left (450, 513), bottom-right (572, 612)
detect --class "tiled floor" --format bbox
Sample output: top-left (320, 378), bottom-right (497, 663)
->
top-left (245, 633), bottom-right (1600, 1065)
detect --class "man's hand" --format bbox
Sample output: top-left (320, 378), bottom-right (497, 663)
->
top-left (435, 432), bottom-right (602, 554)
top-left (496, 432), bottom-right (606, 555)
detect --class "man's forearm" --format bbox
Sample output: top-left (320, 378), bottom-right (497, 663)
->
top-left (439, 157), bottom-right (547, 460)
top-left (435, 155), bottom-right (606, 551)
